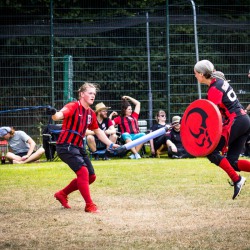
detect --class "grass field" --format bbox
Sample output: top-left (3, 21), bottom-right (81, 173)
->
top-left (1, 156), bottom-right (250, 250)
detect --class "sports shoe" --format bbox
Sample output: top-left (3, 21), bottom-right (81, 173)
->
top-left (135, 153), bottom-right (141, 159)
top-left (93, 154), bottom-right (99, 160)
top-left (85, 202), bottom-right (100, 213)
top-left (54, 191), bottom-right (71, 209)
top-left (103, 155), bottom-right (111, 160)
top-left (172, 155), bottom-right (180, 159)
top-left (129, 154), bottom-right (135, 159)
top-left (232, 176), bottom-right (246, 200)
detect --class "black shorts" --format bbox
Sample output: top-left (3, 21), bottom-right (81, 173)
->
top-left (153, 134), bottom-right (167, 151)
top-left (56, 144), bottom-right (95, 174)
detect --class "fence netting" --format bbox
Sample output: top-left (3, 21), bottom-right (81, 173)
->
top-left (0, 1), bottom-right (249, 141)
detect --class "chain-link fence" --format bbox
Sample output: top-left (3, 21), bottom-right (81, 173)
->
top-left (0, 1), bottom-right (249, 142)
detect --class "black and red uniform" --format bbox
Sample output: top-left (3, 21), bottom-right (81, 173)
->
top-left (56, 101), bottom-right (99, 173)
top-left (206, 78), bottom-right (250, 172)
top-left (113, 112), bottom-right (140, 134)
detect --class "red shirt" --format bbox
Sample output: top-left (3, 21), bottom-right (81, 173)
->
top-left (57, 101), bottom-right (98, 147)
top-left (113, 112), bottom-right (140, 134)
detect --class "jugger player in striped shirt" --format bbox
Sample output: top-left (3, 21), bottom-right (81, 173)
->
top-left (46, 82), bottom-right (119, 213)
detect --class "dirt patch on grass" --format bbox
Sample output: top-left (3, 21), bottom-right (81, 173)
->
top-left (1, 159), bottom-right (250, 249)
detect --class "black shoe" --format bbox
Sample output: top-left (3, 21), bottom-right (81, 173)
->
top-left (232, 176), bottom-right (246, 200)
top-left (103, 155), bottom-right (111, 160)
top-left (93, 153), bottom-right (99, 160)
top-left (172, 155), bottom-right (180, 159)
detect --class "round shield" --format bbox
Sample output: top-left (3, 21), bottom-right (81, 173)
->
top-left (180, 99), bottom-right (222, 157)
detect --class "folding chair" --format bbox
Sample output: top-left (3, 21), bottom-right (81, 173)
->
top-left (87, 138), bottom-right (108, 160)
top-left (42, 124), bottom-right (62, 161)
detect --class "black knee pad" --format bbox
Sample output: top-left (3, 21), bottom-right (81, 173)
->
top-left (227, 159), bottom-right (240, 171)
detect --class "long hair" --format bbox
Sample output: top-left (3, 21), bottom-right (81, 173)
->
top-left (120, 99), bottom-right (131, 117)
top-left (155, 110), bottom-right (166, 122)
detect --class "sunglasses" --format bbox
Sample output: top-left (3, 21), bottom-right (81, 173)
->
top-left (172, 122), bottom-right (180, 126)
top-left (159, 115), bottom-right (166, 117)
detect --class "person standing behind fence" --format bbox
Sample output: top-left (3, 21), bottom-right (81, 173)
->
top-left (46, 82), bottom-right (119, 213)
top-left (0, 126), bottom-right (45, 164)
top-left (111, 96), bottom-right (145, 159)
top-left (194, 59), bottom-right (250, 199)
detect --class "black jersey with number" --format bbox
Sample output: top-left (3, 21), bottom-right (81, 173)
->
top-left (207, 78), bottom-right (245, 121)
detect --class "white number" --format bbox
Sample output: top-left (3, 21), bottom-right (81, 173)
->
top-left (227, 89), bottom-right (237, 102)
top-left (222, 81), bottom-right (229, 92)
top-left (222, 81), bottom-right (237, 102)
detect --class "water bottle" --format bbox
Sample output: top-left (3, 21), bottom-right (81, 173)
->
top-left (1, 151), bottom-right (6, 164)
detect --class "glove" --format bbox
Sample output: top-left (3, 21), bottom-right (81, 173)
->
top-left (46, 106), bottom-right (57, 115)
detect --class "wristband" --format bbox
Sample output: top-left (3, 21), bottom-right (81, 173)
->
top-left (109, 143), bottom-right (114, 150)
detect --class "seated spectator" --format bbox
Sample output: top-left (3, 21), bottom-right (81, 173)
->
top-left (0, 126), bottom-right (45, 164)
top-left (150, 110), bottom-right (169, 158)
top-left (111, 96), bottom-right (145, 159)
top-left (86, 102), bottom-right (117, 160)
top-left (166, 116), bottom-right (194, 159)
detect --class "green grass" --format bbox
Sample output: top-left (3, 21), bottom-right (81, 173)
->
top-left (1, 157), bottom-right (250, 249)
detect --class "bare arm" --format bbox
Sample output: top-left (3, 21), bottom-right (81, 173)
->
top-left (94, 128), bottom-right (119, 148)
top-left (52, 111), bottom-right (64, 121)
top-left (86, 129), bottom-right (95, 136)
top-left (166, 139), bottom-right (177, 152)
top-left (245, 104), bottom-right (250, 113)
top-left (105, 125), bottom-right (117, 135)
top-left (109, 111), bottom-right (118, 120)
top-left (21, 137), bottom-right (36, 160)
top-left (122, 96), bottom-right (141, 114)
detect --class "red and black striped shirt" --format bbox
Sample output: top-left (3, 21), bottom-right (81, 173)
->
top-left (57, 101), bottom-right (98, 147)
top-left (113, 112), bottom-right (140, 134)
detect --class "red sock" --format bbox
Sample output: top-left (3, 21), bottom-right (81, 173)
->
top-left (76, 167), bottom-right (92, 204)
top-left (237, 159), bottom-right (250, 172)
top-left (62, 178), bottom-right (78, 195)
top-left (219, 158), bottom-right (240, 183)
top-left (89, 174), bottom-right (96, 185)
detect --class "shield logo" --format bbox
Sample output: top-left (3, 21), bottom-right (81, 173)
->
top-left (181, 99), bottom-right (222, 157)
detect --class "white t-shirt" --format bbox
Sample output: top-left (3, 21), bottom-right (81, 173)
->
top-left (8, 131), bottom-right (31, 154)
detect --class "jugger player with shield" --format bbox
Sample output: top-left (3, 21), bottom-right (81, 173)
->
top-left (188, 60), bottom-right (250, 199)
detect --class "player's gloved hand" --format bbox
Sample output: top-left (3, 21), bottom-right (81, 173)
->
top-left (46, 106), bottom-right (57, 115)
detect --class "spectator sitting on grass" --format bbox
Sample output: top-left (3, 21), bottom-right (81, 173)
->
top-left (166, 116), bottom-right (194, 159)
top-left (0, 126), bottom-right (45, 164)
